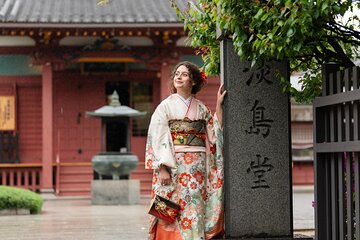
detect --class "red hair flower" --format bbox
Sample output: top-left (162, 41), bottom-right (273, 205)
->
top-left (200, 71), bottom-right (207, 84)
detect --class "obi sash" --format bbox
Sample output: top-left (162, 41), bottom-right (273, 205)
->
top-left (169, 119), bottom-right (206, 147)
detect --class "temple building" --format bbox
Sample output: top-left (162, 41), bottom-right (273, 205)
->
top-left (0, 0), bottom-right (313, 197)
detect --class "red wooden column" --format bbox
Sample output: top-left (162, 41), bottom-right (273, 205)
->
top-left (160, 61), bottom-right (170, 101)
top-left (41, 62), bottom-right (54, 193)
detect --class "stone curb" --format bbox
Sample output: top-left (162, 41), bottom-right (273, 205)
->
top-left (293, 185), bottom-right (314, 193)
top-left (0, 208), bottom-right (30, 216)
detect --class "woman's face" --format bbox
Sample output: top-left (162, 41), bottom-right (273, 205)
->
top-left (173, 65), bottom-right (193, 92)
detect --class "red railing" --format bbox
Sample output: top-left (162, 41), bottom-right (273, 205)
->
top-left (0, 163), bottom-right (42, 192)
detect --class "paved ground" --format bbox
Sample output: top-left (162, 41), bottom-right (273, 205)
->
top-left (293, 186), bottom-right (315, 231)
top-left (0, 187), bottom-right (314, 240)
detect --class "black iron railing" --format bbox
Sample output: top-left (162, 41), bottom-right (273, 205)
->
top-left (314, 64), bottom-right (360, 240)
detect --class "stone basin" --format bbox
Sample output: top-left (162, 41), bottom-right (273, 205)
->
top-left (91, 152), bottom-right (139, 180)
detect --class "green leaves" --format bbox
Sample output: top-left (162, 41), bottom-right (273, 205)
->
top-left (171, 0), bottom-right (359, 102)
top-left (286, 28), bottom-right (295, 37)
top-left (0, 186), bottom-right (43, 214)
top-left (292, 70), bottom-right (323, 103)
top-left (254, 8), bottom-right (264, 20)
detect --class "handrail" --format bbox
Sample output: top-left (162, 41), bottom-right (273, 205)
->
top-left (0, 164), bottom-right (42, 192)
top-left (57, 162), bottom-right (92, 167)
top-left (0, 163), bottom-right (43, 168)
top-left (0, 162), bottom-right (93, 195)
top-left (0, 162), bottom-right (92, 168)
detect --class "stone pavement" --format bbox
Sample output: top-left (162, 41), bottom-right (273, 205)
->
top-left (0, 187), bottom-right (314, 240)
top-left (293, 186), bottom-right (315, 231)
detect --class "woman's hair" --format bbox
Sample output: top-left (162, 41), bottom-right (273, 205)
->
top-left (169, 61), bottom-right (205, 94)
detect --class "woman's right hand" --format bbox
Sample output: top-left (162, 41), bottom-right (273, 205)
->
top-left (216, 84), bottom-right (226, 107)
top-left (159, 165), bottom-right (171, 185)
top-left (216, 84), bottom-right (227, 126)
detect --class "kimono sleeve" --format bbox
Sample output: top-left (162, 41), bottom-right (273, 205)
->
top-left (144, 102), bottom-right (176, 170)
top-left (203, 106), bottom-right (225, 237)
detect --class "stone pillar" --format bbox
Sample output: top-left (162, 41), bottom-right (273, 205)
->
top-left (41, 62), bottom-right (54, 193)
top-left (221, 39), bottom-right (294, 239)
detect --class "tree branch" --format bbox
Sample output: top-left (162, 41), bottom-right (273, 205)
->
top-left (326, 20), bottom-right (360, 40)
top-left (327, 37), bottom-right (355, 67)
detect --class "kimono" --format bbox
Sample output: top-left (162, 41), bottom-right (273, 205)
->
top-left (145, 94), bottom-right (224, 240)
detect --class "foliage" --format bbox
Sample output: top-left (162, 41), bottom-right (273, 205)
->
top-left (0, 186), bottom-right (43, 214)
top-left (171, 0), bottom-right (360, 102)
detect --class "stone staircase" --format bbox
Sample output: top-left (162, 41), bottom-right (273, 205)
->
top-left (55, 162), bottom-right (152, 197)
top-left (56, 163), bottom-right (92, 196)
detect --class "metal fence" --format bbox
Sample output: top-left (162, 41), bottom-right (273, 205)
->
top-left (314, 63), bottom-right (360, 240)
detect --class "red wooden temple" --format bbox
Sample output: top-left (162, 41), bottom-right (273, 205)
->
top-left (0, 0), bottom-right (313, 197)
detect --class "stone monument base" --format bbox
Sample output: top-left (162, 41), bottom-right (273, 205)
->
top-left (91, 179), bottom-right (140, 205)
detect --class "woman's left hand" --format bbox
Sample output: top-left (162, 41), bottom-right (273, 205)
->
top-left (159, 164), bottom-right (172, 185)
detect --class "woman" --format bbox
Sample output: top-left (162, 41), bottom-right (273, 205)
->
top-left (145, 61), bottom-right (226, 240)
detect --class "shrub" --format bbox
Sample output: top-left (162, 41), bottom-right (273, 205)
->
top-left (0, 186), bottom-right (43, 214)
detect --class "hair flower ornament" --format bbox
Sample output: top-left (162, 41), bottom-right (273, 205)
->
top-left (200, 71), bottom-right (207, 84)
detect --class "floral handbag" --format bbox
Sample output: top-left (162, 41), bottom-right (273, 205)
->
top-left (148, 194), bottom-right (181, 223)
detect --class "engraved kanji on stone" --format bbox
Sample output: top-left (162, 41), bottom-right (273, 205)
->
top-left (247, 154), bottom-right (274, 189)
top-left (245, 100), bottom-right (274, 138)
top-left (243, 64), bottom-right (272, 86)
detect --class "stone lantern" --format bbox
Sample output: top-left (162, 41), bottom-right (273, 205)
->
top-left (86, 90), bottom-right (146, 205)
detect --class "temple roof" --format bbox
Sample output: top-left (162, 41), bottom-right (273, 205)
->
top-left (0, 0), bottom-right (191, 27)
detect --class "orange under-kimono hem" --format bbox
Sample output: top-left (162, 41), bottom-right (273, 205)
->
top-left (153, 220), bottom-right (182, 240)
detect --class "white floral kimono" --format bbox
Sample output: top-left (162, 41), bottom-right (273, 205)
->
top-left (145, 94), bottom-right (224, 240)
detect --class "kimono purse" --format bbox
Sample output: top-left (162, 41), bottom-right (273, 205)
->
top-left (148, 195), bottom-right (180, 223)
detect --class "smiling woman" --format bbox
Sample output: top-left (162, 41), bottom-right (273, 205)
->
top-left (145, 61), bottom-right (226, 240)
top-left (169, 62), bottom-right (206, 97)
top-left (172, 65), bottom-right (194, 95)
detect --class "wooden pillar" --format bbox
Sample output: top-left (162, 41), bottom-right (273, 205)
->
top-left (41, 62), bottom-right (54, 193)
top-left (153, 75), bottom-right (161, 108)
top-left (160, 61), bottom-right (170, 101)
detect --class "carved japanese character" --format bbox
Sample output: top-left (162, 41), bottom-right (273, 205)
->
top-left (247, 154), bottom-right (274, 189)
top-left (245, 100), bottom-right (274, 138)
top-left (243, 64), bottom-right (272, 86)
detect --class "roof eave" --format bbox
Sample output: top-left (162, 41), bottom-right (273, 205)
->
top-left (0, 22), bottom-right (184, 29)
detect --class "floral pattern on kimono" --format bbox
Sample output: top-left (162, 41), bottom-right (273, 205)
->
top-left (145, 94), bottom-right (224, 240)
